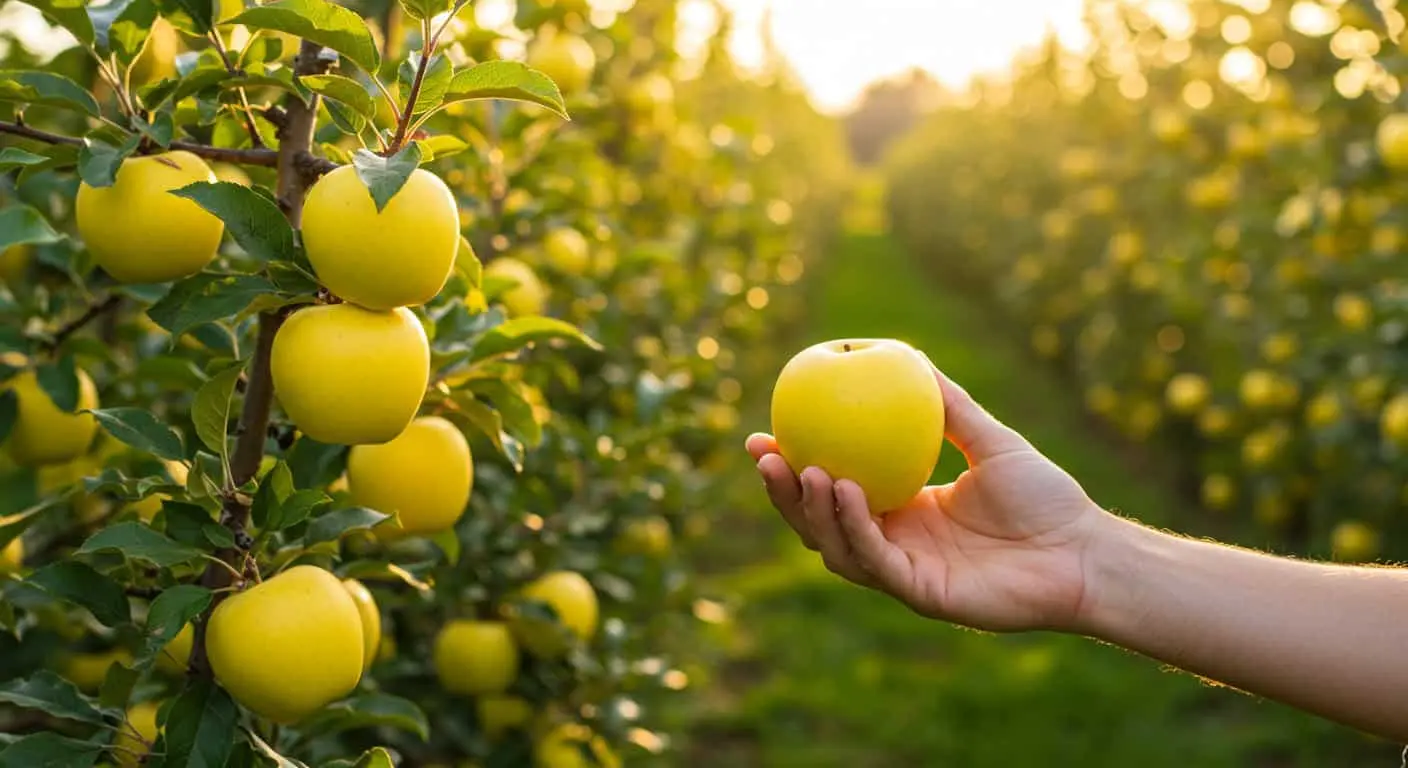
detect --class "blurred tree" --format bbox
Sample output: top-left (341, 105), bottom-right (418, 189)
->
top-left (845, 68), bottom-right (941, 165)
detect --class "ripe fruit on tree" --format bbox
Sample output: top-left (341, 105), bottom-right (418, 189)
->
top-left (527, 28), bottom-right (596, 94)
top-left (613, 516), bottom-right (672, 557)
top-left (342, 579), bottom-right (381, 671)
top-left (347, 416), bottom-right (473, 536)
top-left (1164, 373), bottom-right (1210, 416)
top-left (0, 537), bottom-right (22, 573)
top-left (543, 227), bottom-right (590, 274)
top-left (477, 695), bottom-right (533, 741)
top-left (1376, 114), bottom-right (1408, 170)
top-left (433, 620), bottom-right (520, 695)
top-left (156, 623), bottom-right (194, 675)
top-left (115, 700), bottom-right (161, 768)
top-left (1381, 393), bottom-right (1408, 447)
top-left (0, 244), bottom-right (29, 285)
top-left (212, 163), bottom-right (252, 186)
top-left (205, 565), bottom-right (365, 724)
top-left (770, 339), bottom-right (945, 514)
top-left (484, 257), bottom-right (548, 317)
top-left (2, 368), bottom-right (99, 467)
top-left (1331, 520), bottom-right (1380, 562)
top-left (535, 723), bottom-right (620, 768)
top-left (301, 166), bottom-right (460, 310)
top-left (510, 571), bottom-right (599, 658)
top-left (270, 303), bottom-right (430, 445)
top-left (76, 151), bottom-right (224, 284)
top-left (58, 647), bottom-right (132, 692)
top-left (1201, 474), bottom-right (1235, 511)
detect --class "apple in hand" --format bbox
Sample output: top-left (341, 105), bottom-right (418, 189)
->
top-left (770, 338), bottom-right (945, 514)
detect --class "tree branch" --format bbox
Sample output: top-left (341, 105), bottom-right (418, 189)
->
top-left (188, 40), bottom-right (335, 679)
top-left (0, 120), bottom-right (338, 179)
top-left (44, 294), bottom-right (121, 351)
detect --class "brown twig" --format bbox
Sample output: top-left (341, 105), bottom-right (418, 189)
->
top-left (0, 120), bottom-right (338, 179)
top-left (44, 294), bottom-right (121, 351)
top-left (187, 40), bottom-right (334, 679)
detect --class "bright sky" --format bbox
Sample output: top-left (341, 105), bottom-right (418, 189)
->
top-left (706, 0), bottom-right (1090, 112)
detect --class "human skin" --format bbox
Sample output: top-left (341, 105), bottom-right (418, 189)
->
top-left (748, 367), bottom-right (1408, 742)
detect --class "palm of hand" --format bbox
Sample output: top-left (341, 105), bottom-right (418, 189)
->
top-left (879, 450), bottom-right (1097, 632)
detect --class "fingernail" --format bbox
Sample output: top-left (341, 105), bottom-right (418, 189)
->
top-left (801, 473), bottom-right (812, 503)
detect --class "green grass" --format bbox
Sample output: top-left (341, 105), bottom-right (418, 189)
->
top-left (678, 231), bottom-right (1394, 767)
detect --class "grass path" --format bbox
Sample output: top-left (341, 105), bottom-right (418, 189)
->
top-left (679, 230), bottom-right (1389, 767)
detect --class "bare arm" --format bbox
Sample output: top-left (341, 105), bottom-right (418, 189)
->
top-left (750, 366), bottom-right (1408, 742)
top-left (1082, 515), bottom-right (1408, 742)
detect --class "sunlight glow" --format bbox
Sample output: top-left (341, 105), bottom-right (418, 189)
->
top-left (709, 0), bottom-right (1088, 112)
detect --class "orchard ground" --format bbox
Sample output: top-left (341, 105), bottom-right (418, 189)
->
top-left (670, 208), bottom-right (1401, 766)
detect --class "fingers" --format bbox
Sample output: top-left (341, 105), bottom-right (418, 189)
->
top-left (800, 468), bottom-right (874, 587)
top-left (834, 480), bottom-right (913, 592)
top-left (931, 367), bottom-right (1031, 464)
top-left (757, 453), bottom-right (814, 549)
top-left (745, 433), bottom-right (780, 462)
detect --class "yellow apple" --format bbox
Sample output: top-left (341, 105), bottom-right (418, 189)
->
top-left (3, 368), bottom-right (99, 467)
top-left (1377, 114), bottom-right (1408, 170)
top-left (205, 565), bottom-right (365, 724)
top-left (626, 72), bottom-right (674, 115)
top-left (77, 151), bottom-right (223, 284)
top-left (526, 29), bottom-right (596, 95)
top-left (347, 416), bottom-right (473, 535)
top-left (0, 244), bottom-right (30, 285)
top-left (483, 258), bottom-right (548, 317)
top-left (613, 516), bottom-right (671, 558)
top-left (60, 647), bottom-right (133, 693)
top-left (509, 571), bottom-right (598, 658)
top-left (155, 623), bottom-right (194, 675)
top-left (543, 227), bottom-right (590, 275)
top-left (128, 18), bottom-right (178, 85)
top-left (270, 303), bottom-right (429, 445)
top-left (341, 578), bottom-right (381, 671)
top-left (0, 536), bottom-right (22, 573)
top-left (535, 723), bottom-right (619, 768)
top-left (115, 700), bottom-right (161, 768)
top-left (301, 165), bottom-right (459, 310)
top-left (1331, 520), bottom-right (1380, 562)
top-left (770, 339), bottom-right (945, 514)
top-left (1164, 373), bottom-right (1210, 416)
top-left (211, 163), bottom-right (251, 186)
top-left (1381, 393), bottom-right (1408, 447)
top-left (433, 620), bottom-right (520, 695)
top-left (477, 695), bottom-right (533, 741)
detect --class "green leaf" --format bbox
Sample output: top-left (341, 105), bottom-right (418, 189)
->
top-left (16, 143), bottom-right (80, 187)
top-left (132, 111), bottom-right (175, 147)
top-left (225, 0), bottom-right (380, 73)
top-left (250, 461), bottom-right (293, 530)
top-left (147, 274), bottom-right (276, 340)
top-left (300, 74), bottom-right (376, 120)
top-left (140, 585), bottom-right (211, 668)
top-left (396, 0), bottom-right (450, 21)
top-left (286, 437), bottom-right (346, 489)
top-left (191, 363), bottom-right (244, 472)
top-left (152, 0), bottom-right (214, 35)
top-left (77, 134), bottom-right (141, 189)
top-left (98, 662), bottom-right (139, 710)
top-left (419, 134), bottom-right (468, 162)
top-left (163, 678), bottom-right (237, 768)
top-left (0, 71), bottom-right (101, 117)
top-left (0, 671), bottom-right (109, 726)
top-left (305, 507), bottom-right (389, 545)
top-left (35, 357), bottom-right (80, 413)
top-left (24, 562), bottom-right (131, 627)
top-left (337, 560), bottom-right (431, 592)
top-left (471, 316), bottom-right (601, 360)
top-left (244, 729), bottom-right (310, 768)
top-left (77, 521), bottom-right (205, 567)
top-left (298, 693), bottom-right (429, 741)
top-left (169, 182), bottom-right (297, 263)
top-left (456, 236), bottom-right (481, 288)
top-left (444, 397), bottom-right (522, 471)
top-left (0, 732), bottom-right (103, 768)
top-left (88, 408), bottom-right (186, 462)
top-left (267, 489), bottom-right (330, 532)
top-left (351, 143), bottom-right (422, 214)
top-left (398, 52), bottom-right (453, 115)
top-left (0, 206), bottom-right (64, 253)
top-left (466, 379), bottom-right (541, 448)
top-left (91, 0), bottom-right (159, 64)
top-left (163, 502), bottom-right (218, 548)
top-left (442, 61), bottom-right (569, 120)
top-left (0, 147), bottom-right (48, 173)
top-left (24, 0), bottom-right (96, 46)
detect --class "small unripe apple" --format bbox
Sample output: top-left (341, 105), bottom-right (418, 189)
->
top-left (770, 339), bottom-right (945, 513)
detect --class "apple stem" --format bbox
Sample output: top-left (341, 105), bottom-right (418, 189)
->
top-left (843, 343), bottom-right (852, 352)
top-left (187, 40), bottom-right (332, 680)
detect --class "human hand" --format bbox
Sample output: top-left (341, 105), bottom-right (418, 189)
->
top-left (748, 368), bottom-right (1113, 633)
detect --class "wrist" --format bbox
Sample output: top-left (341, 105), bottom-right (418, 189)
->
top-left (1072, 510), bottom-right (1169, 640)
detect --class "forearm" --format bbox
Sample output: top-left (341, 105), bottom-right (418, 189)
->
top-left (1080, 513), bottom-right (1408, 741)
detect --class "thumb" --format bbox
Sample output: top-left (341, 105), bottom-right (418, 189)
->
top-left (930, 365), bottom-right (1030, 464)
